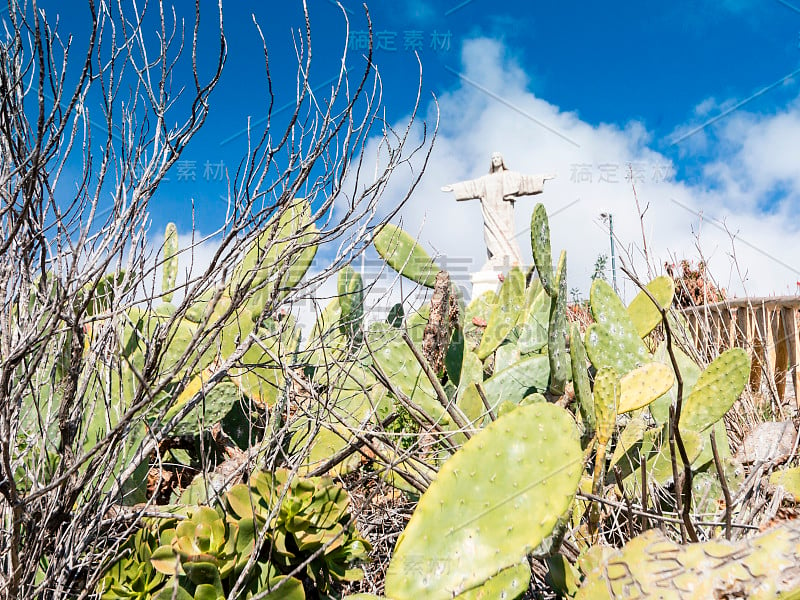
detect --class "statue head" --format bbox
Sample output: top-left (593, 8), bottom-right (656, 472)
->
top-left (489, 152), bottom-right (507, 173)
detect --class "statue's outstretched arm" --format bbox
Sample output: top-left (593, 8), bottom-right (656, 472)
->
top-left (515, 172), bottom-right (556, 196)
top-left (441, 177), bottom-right (483, 201)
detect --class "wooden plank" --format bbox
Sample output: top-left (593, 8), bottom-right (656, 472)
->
top-left (735, 306), bottom-right (755, 390)
top-left (720, 308), bottom-right (735, 350)
top-left (710, 310), bottom-right (722, 354)
top-left (735, 305), bottom-right (751, 349)
top-left (686, 311), bottom-right (699, 350)
top-left (719, 310), bottom-right (736, 350)
top-left (783, 307), bottom-right (800, 408)
top-left (773, 308), bottom-right (789, 401)
top-left (749, 304), bottom-right (767, 392)
top-left (681, 296), bottom-right (800, 312)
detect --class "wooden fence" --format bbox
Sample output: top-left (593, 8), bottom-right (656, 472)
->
top-left (681, 297), bottom-right (800, 406)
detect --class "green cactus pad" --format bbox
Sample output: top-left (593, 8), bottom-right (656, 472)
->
top-left (692, 459), bottom-right (744, 514)
top-left (481, 354), bottom-right (550, 409)
top-left (338, 266), bottom-right (364, 344)
top-left (161, 380), bottom-right (242, 436)
top-left (626, 275), bottom-right (674, 338)
top-left (548, 251), bottom-right (569, 395)
top-left (570, 323), bottom-right (595, 435)
top-left (576, 520), bottom-right (800, 599)
top-left (225, 318), bottom-right (298, 407)
top-left (586, 279), bottom-right (651, 374)
top-left (384, 403), bottom-right (583, 600)
top-left (457, 350), bottom-right (484, 392)
top-left (477, 267), bottom-right (525, 360)
top-left (530, 203), bottom-right (555, 296)
top-left (769, 466), bottom-right (800, 501)
top-left (232, 198), bottom-right (315, 294)
top-left (593, 367), bottom-right (619, 445)
top-left (649, 343), bottom-right (702, 424)
top-left (367, 322), bottom-right (451, 426)
top-left (648, 427), bottom-right (704, 485)
top-left (454, 562), bottom-right (530, 599)
top-left (162, 223), bottom-right (179, 303)
top-left (463, 291), bottom-right (497, 351)
top-left (585, 322), bottom-right (651, 376)
top-left (517, 284), bottom-right (550, 354)
top-left (679, 348), bottom-right (750, 433)
top-left (373, 223), bottom-right (441, 288)
top-left (494, 341), bottom-right (521, 373)
top-left (445, 326), bottom-right (466, 385)
top-left (407, 305), bottom-right (430, 348)
top-left (617, 363), bottom-right (674, 414)
top-left (608, 415), bottom-right (648, 474)
top-left (457, 383), bottom-right (485, 427)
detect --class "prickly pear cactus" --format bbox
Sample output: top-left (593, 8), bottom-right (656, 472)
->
top-left (617, 363), bottom-right (674, 414)
top-left (232, 198), bottom-right (316, 297)
top-left (626, 275), bottom-right (675, 338)
top-left (463, 291), bottom-right (497, 351)
top-left (454, 562), bottom-right (530, 599)
top-left (585, 279), bottom-right (651, 374)
top-left (517, 282), bottom-right (550, 354)
top-left (593, 368), bottom-right (618, 450)
top-left (367, 322), bottom-right (451, 427)
top-left (576, 521), bottom-right (800, 599)
top-left (476, 266), bottom-right (525, 360)
top-left (384, 403), bottom-right (583, 600)
top-left (373, 223), bottom-right (441, 288)
top-left (480, 354), bottom-right (550, 408)
top-left (162, 222), bottom-right (178, 303)
top-left (531, 203), bottom-right (555, 296)
top-left (570, 323), bottom-right (595, 435)
top-left (591, 367), bottom-right (618, 512)
top-left (548, 250), bottom-right (569, 395)
top-left (338, 265), bottom-right (365, 345)
top-left (679, 348), bottom-right (750, 433)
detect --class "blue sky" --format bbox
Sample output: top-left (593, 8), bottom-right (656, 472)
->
top-left (30, 1), bottom-right (800, 300)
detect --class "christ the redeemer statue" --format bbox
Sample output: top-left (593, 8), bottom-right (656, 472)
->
top-left (441, 152), bottom-right (555, 270)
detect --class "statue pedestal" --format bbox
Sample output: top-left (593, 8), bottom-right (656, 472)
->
top-left (470, 268), bottom-right (506, 299)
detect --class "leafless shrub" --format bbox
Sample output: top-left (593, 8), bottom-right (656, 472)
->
top-left (0, 1), bottom-right (432, 597)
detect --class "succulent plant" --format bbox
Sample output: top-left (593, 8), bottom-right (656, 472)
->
top-left (150, 506), bottom-right (236, 586)
top-left (226, 469), bottom-right (370, 591)
top-left (98, 528), bottom-right (166, 599)
top-left (100, 469), bottom-right (367, 599)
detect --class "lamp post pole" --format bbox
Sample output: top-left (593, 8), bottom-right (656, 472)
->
top-left (601, 213), bottom-right (618, 295)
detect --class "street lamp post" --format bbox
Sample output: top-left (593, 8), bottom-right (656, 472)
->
top-left (600, 213), bottom-right (618, 295)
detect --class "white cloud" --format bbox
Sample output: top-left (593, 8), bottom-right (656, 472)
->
top-left (368, 37), bottom-right (800, 303)
top-left (164, 36), bottom-right (800, 337)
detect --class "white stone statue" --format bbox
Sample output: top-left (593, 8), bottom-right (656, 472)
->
top-left (441, 152), bottom-right (555, 270)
